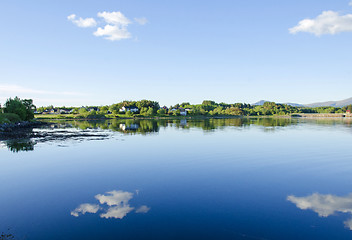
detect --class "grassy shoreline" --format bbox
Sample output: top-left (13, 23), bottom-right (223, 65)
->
top-left (34, 113), bottom-right (352, 121)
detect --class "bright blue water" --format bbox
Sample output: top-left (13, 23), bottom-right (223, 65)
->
top-left (1, 118), bottom-right (352, 239)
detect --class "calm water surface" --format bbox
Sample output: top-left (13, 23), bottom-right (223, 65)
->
top-left (1, 118), bottom-right (352, 239)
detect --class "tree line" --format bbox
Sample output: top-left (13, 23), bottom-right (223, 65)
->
top-left (2, 97), bottom-right (352, 124)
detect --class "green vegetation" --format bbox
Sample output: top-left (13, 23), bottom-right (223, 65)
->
top-left (0, 97), bottom-right (35, 123)
top-left (31, 99), bottom-right (352, 120)
top-left (0, 113), bottom-right (22, 124)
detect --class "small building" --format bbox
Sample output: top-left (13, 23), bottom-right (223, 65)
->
top-left (179, 107), bottom-right (187, 116)
top-left (88, 107), bottom-right (100, 112)
top-left (120, 106), bottom-right (139, 113)
top-left (171, 107), bottom-right (187, 116)
top-left (59, 109), bottom-right (71, 114)
top-left (50, 109), bottom-right (59, 114)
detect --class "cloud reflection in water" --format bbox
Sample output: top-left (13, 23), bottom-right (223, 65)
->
top-left (71, 190), bottom-right (150, 219)
top-left (287, 193), bottom-right (352, 230)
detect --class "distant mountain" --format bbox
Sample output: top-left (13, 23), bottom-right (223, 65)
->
top-left (282, 102), bottom-right (304, 107)
top-left (252, 100), bottom-right (268, 106)
top-left (252, 100), bottom-right (303, 107)
top-left (305, 97), bottom-right (352, 108)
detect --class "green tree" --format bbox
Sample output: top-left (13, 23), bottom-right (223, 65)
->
top-left (157, 108), bottom-right (166, 115)
top-left (4, 97), bottom-right (35, 121)
top-left (79, 108), bottom-right (88, 115)
top-left (347, 105), bottom-right (352, 112)
top-left (146, 107), bottom-right (154, 116)
top-left (126, 111), bottom-right (133, 117)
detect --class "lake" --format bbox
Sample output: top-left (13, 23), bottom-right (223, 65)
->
top-left (1, 118), bottom-right (352, 239)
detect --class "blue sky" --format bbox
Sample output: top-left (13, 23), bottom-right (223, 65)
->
top-left (0, 0), bottom-right (352, 107)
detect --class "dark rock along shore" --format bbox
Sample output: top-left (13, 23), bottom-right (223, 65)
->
top-left (0, 121), bottom-right (47, 137)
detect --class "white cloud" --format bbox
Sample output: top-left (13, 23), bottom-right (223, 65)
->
top-left (93, 11), bottom-right (132, 41)
top-left (289, 10), bottom-right (352, 36)
top-left (287, 193), bottom-right (352, 217)
top-left (72, 189), bottom-right (150, 220)
top-left (67, 14), bottom-right (97, 28)
top-left (288, 193), bottom-right (352, 231)
top-left (345, 218), bottom-right (352, 230)
top-left (95, 190), bottom-right (133, 206)
top-left (68, 11), bottom-right (146, 41)
top-left (97, 11), bottom-right (131, 26)
top-left (100, 205), bottom-right (134, 219)
top-left (94, 24), bottom-right (131, 41)
top-left (134, 17), bottom-right (148, 25)
top-left (71, 203), bottom-right (100, 217)
top-left (0, 84), bottom-right (84, 96)
top-left (135, 205), bottom-right (150, 213)
top-left (350, 1), bottom-right (352, 6)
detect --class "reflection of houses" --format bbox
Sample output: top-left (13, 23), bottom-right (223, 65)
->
top-left (120, 106), bottom-right (139, 113)
top-left (119, 123), bottom-right (139, 131)
top-left (180, 119), bottom-right (187, 126)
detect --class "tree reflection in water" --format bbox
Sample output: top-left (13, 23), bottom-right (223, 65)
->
top-left (6, 139), bottom-right (35, 153)
top-left (2, 118), bottom-right (352, 152)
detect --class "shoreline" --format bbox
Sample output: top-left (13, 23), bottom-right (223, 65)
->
top-left (34, 113), bottom-right (352, 121)
top-left (0, 121), bottom-right (48, 134)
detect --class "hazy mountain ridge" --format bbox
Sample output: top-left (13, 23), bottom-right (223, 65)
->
top-left (252, 100), bottom-right (304, 107)
top-left (305, 97), bottom-right (352, 108)
top-left (252, 97), bottom-right (352, 107)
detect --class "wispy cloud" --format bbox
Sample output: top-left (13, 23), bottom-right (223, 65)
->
top-left (0, 84), bottom-right (84, 96)
top-left (68, 11), bottom-right (147, 41)
top-left (135, 205), bottom-right (150, 213)
top-left (67, 14), bottom-right (97, 28)
top-left (290, 3), bottom-right (352, 36)
top-left (134, 17), bottom-right (148, 25)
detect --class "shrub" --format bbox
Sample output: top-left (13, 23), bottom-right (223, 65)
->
top-left (3, 97), bottom-right (35, 121)
top-left (0, 113), bottom-right (22, 123)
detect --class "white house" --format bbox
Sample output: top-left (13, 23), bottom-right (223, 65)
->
top-left (59, 109), bottom-right (71, 114)
top-left (180, 109), bottom-right (187, 116)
